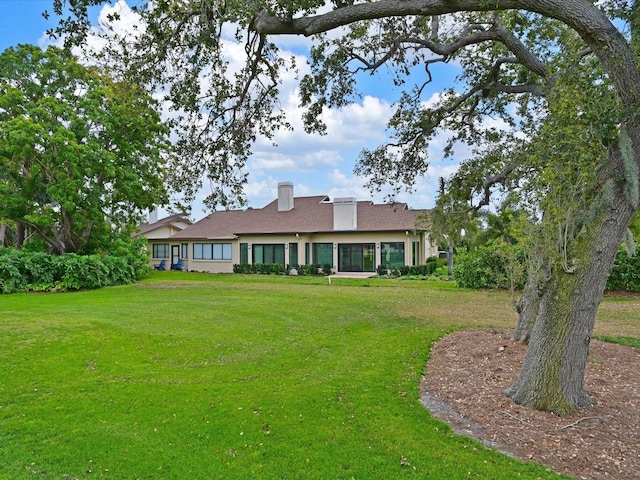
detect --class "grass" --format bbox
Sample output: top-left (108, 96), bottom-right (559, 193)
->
top-left (1, 273), bottom-right (636, 479)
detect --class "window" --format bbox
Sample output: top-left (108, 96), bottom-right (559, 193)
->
top-left (193, 243), bottom-right (232, 260)
top-left (412, 241), bottom-right (420, 266)
top-left (312, 243), bottom-right (333, 266)
top-left (152, 243), bottom-right (169, 259)
top-left (253, 244), bottom-right (285, 265)
top-left (381, 242), bottom-right (405, 269)
top-left (193, 243), bottom-right (208, 259)
top-left (182, 243), bottom-right (188, 259)
top-left (289, 243), bottom-right (298, 266)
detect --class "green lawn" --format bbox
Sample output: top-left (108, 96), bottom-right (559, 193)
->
top-left (2, 273), bottom-right (635, 479)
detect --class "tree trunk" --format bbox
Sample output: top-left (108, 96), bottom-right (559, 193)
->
top-left (0, 223), bottom-right (5, 247)
top-left (512, 249), bottom-right (548, 343)
top-left (505, 125), bottom-right (640, 415)
top-left (15, 221), bottom-right (25, 249)
top-left (512, 274), bottom-right (542, 343)
top-left (447, 242), bottom-right (454, 277)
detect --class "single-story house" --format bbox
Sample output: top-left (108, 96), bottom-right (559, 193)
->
top-left (144, 182), bottom-right (437, 274)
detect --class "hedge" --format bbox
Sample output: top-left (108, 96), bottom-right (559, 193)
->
top-left (453, 243), bottom-right (640, 292)
top-left (0, 245), bottom-right (149, 294)
top-left (232, 264), bottom-right (332, 276)
top-left (453, 243), bottom-right (526, 290)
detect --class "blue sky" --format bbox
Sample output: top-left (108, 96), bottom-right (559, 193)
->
top-left (0, 0), bottom-right (57, 50)
top-left (0, 0), bottom-right (465, 220)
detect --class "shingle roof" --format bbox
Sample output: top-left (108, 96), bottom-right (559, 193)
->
top-left (135, 213), bottom-right (192, 237)
top-left (171, 196), bottom-right (430, 240)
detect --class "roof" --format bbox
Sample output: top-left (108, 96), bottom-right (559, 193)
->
top-left (171, 196), bottom-right (430, 240)
top-left (134, 213), bottom-right (192, 237)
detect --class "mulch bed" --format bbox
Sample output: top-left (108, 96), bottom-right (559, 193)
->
top-left (420, 329), bottom-right (639, 480)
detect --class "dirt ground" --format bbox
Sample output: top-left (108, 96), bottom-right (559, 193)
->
top-left (420, 329), bottom-right (639, 480)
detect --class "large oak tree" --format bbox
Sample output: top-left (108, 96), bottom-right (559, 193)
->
top-left (55, 0), bottom-right (640, 415)
top-left (0, 44), bottom-right (169, 254)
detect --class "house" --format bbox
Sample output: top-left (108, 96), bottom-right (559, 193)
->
top-left (144, 182), bottom-right (438, 274)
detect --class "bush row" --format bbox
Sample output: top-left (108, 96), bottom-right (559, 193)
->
top-left (453, 242), bottom-right (640, 292)
top-left (233, 258), bottom-right (447, 278)
top-left (232, 263), bottom-right (333, 275)
top-left (0, 241), bottom-right (150, 294)
top-left (376, 257), bottom-right (446, 277)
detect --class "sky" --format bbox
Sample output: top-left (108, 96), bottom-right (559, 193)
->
top-left (0, 0), bottom-right (465, 220)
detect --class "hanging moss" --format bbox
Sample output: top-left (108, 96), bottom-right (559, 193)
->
top-left (619, 126), bottom-right (639, 208)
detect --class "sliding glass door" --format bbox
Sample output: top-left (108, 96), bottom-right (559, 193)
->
top-left (338, 244), bottom-right (375, 272)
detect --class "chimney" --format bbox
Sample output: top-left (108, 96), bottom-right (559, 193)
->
top-left (278, 182), bottom-right (294, 212)
top-left (333, 197), bottom-right (357, 230)
top-left (148, 208), bottom-right (159, 224)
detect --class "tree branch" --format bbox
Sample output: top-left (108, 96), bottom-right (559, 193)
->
top-left (470, 160), bottom-right (519, 212)
top-left (251, 0), bottom-right (639, 104)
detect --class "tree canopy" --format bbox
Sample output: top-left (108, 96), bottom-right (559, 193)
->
top-left (0, 44), bottom-right (170, 254)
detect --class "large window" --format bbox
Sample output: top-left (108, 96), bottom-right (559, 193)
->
top-left (152, 243), bottom-right (169, 259)
top-left (193, 243), bottom-right (232, 260)
top-left (381, 242), bottom-right (405, 269)
top-left (253, 244), bottom-right (285, 265)
top-left (312, 243), bottom-right (333, 266)
top-left (182, 243), bottom-right (189, 259)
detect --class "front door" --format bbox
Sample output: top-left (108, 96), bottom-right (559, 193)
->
top-left (171, 245), bottom-right (180, 266)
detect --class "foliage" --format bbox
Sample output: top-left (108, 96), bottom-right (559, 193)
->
top-left (232, 263), bottom-right (334, 275)
top-left (420, 178), bottom-right (482, 275)
top-left (453, 240), bottom-right (640, 293)
top-left (376, 257), bottom-right (446, 278)
top-left (297, 263), bottom-right (323, 276)
top-left (233, 263), bottom-right (288, 275)
top-left (0, 45), bottom-right (170, 254)
top-left (0, 241), bottom-right (149, 293)
top-left (454, 242), bottom-right (526, 290)
top-left (606, 249), bottom-right (640, 292)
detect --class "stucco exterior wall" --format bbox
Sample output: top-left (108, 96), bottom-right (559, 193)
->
top-left (148, 230), bottom-right (438, 274)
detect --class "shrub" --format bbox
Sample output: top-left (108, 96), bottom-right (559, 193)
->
top-left (453, 243), bottom-right (640, 292)
top-left (376, 264), bottom-right (389, 276)
top-left (111, 237), bottom-right (151, 280)
top-left (453, 242), bottom-right (526, 290)
top-left (607, 249), bottom-right (640, 292)
top-left (0, 243), bottom-right (149, 294)
top-left (376, 257), bottom-right (446, 278)
top-left (102, 255), bottom-right (135, 285)
top-left (233, 264), bottom-right (246, 274)
top-left (232, 263), bottom-right (289, 275)
top-left (0, 251), bottom-right (26, 293)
